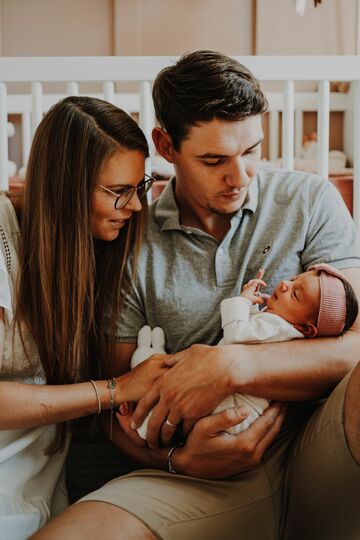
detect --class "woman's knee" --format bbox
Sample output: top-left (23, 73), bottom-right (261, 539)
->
top-left (30, 501), bottom-right (156, 540)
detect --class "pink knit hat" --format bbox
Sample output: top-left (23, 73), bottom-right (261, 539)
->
top-left (308, 263), bottom-right (347, 336)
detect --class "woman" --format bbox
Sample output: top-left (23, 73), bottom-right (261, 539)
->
top-left (0, 96), bottom-right (168, 539)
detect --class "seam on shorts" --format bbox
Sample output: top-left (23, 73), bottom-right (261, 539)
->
top-left (261, 462), bottom-right (282, 540)
top-left (288, 412), bottom-right (342, 460)
top-left (161, 482), bottom-right (276, 538)
top-left (288, 412), bottom-right (360, 476)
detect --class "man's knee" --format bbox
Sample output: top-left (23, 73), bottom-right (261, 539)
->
top-left (344, 361), bottom-right (360, 464)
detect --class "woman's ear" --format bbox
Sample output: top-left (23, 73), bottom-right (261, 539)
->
top-left (152, 127), bottom-right (174, 163)
top-left (293, 322), bottom-right (318, 338)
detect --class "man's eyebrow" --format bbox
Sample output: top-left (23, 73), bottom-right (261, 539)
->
top-left (246, 138), bottom-right (264, 152)
top-left (196, 138), bottom-right (264, 159)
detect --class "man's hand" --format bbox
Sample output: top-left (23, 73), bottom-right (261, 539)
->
top-left (173, 402), bottom-right (287, 479)
top-left (131, 344), bottom-right (240, 447)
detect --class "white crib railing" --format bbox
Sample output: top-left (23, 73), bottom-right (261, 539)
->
top-left (1, 55), bottom-right (360, 226)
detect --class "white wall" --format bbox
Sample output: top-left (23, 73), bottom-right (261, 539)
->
top-left (256, 0), bottom-right (357, 55)
top-left (0, 0), bottom-right (113, 56)
top-left (114, 0), bottom-right (254, 55)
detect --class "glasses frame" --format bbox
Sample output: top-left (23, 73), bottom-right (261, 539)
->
top-left (98, 173), bottom-right (156, 209)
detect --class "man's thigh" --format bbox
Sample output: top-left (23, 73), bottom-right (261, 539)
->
top-left (283, 371), bottom-right (360, 540)
top-left (80, 467), bottom-right (279, 540)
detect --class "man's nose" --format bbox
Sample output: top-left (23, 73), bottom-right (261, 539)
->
top-left (224, 156), bottom-right (253, 188)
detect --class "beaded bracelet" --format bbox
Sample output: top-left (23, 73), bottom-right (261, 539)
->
top-left (107, 377), bottom-right (116, 440)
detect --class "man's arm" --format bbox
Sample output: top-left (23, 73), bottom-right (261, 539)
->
top-left (131, 267), bottom-right (360, 447)
top-left (233, 266), bottom-right (360, 400)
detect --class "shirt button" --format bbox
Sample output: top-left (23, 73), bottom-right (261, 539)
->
top-left (219, 247), bottom-right (224, 255)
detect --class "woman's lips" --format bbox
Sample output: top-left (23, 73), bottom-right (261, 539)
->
top-left (110, 219), bottom-right (127, 228)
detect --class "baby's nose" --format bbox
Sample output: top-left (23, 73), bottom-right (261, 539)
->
top-left (280, 281), bottom-right (289, 292)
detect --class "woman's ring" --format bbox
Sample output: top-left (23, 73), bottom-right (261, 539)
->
top-left (165, 418), bottom-right (177, 428)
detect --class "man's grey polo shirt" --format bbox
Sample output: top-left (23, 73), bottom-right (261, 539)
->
top-left (117, 169), bottom-right (360, 353)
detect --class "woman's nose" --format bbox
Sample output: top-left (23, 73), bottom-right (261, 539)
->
top-left (125, 191), bottom-right (142, 212)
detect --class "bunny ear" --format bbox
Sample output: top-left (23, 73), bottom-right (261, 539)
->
top-left (137, 325), bottom-right (152, 347)
top-left (152, 327), bottom-right (166, 350)
top-left (293, 322), bottom-right (318, 338)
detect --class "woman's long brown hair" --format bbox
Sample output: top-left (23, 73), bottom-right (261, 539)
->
top-left (15, 97), bottom-right (149, 452)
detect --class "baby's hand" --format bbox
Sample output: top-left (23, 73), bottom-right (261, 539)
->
top-left (241, 277), bottom-right (267, 305)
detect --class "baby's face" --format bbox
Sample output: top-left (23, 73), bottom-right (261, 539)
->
top-left (266, 271), bottom-right (320, 326)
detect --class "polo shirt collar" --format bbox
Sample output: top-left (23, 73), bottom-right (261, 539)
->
top-left (155, 175), bottom-right (259, 232)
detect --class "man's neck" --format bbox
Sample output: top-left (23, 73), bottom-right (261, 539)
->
top-left (177, 198), bottom-right (232, 242)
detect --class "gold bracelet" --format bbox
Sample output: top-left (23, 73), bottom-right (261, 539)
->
top-left (89, 379), bottom-right (101, 414)
top-left (107, 378), bottom-right (116, 440)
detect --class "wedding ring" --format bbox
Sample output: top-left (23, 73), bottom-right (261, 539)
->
top-left (165, 418), bottom-right (177, 428)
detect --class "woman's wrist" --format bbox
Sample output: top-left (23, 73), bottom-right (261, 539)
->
top-left (114, 372), bottom-right (130, 405)
top-left (89, 379), bottom-right (121, 411)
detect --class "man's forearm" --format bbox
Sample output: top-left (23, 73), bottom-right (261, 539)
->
top-left (224, 329), bottom-right (360, 401)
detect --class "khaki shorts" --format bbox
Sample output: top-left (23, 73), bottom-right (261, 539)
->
top-left (80, 373), bottom-right (360, 540)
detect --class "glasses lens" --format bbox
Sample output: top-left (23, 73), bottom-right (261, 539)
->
top-left (115, 187), bottom-right (135, 209)
top-left (137, 178), bottom-right (154, 200)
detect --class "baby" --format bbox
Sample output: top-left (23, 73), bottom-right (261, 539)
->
top-left (130, 263), bottom-right (358, 438)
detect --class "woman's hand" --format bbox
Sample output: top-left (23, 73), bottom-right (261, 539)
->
top-left (117, 354), bottom-right (169, 404)
top-left (130, 344), bottom-right (239, 448)
top-left (173, 402), bottom-right (287, 479)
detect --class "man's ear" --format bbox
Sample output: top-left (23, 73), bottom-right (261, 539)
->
top-left (152, 127), bottom-right (175, 163)
top-left (293, 322), bottom-right (318, 338)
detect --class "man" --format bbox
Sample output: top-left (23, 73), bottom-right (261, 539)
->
top-left (35, 51), bottom-right (360, 540)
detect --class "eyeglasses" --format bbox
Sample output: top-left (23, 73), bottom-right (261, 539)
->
top-left (97, 173), bottom-right (156, 209)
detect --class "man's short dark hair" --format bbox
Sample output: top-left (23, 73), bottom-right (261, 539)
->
top-left (152, 50), bottom-right (268, 150)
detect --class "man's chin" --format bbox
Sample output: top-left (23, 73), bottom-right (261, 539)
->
top-left (209, 201), bottom-right (244, 216)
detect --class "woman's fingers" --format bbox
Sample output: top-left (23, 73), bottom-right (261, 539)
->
top-left (130, 382), bottom-right (162, 431)
top-left (163, 354), bottom-right (179, 367)
top-left (116, 412), bottom-right (147, 447)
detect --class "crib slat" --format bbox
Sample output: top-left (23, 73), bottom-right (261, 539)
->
top-left (103, 81), bottom-right (115, 103)
top-left (21, 112), bottom-right (31, 168)
top-left (31, 82), bottom-right (43, 137)
top-left (0, 83), bottom-right (9, 191)
top-left (282, 81), bottom-right (294, 170)
top-left (295, 110), bottom-right (303, 159)
top-left (67, 81), bottom-right (79, 96)
top-left (317, 80), bottom-right (330, 180)
top-left (269, 110), bottom-right (279, 162)
top-left (139, 81), bottom-right (155, 178)
top-left (353, 80), bottom-right (360, 229)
